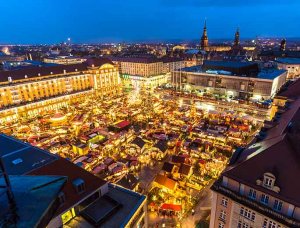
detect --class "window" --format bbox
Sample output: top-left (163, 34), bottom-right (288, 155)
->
top-left (264, 177), bottom-right (273, 187)
top-left (240, 207), bottom-right (255, 221)
top-left (260, 194), bottom-right (269, 205)
top-left (238, 221), bottom-right (249, 228)
top-left (263, 173), bottom-right (275, 189)
top-left (218, 222), bottom-right (225, 228)
top-left (248, 189), bottom-right (256, 199)
top-left (220, 210), bottom-right (226, 221)
top-left (263, 218), bottom-right (281, 228)
top-left (273, 200), bottom-right (283, 211)
top-left (221, 197), bottom-right (228, 207)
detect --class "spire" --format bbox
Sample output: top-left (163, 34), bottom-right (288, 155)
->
top-left (200, 19), bottom-right (209, 50)
top-left (234, 27), bottom-right (240, 46)
top-left (280, 39), bottom-right (286, 52)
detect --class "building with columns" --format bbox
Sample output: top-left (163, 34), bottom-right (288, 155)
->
top-left (0, 57), bottom-right (121, 122)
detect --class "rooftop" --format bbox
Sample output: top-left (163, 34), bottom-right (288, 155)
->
top-left (29, 157), bottom-right (107, 216)
top-left (181, 62), bottom-right (286, 80)
top-left (276, 57), bottom-right (300, 64)
top-left (0, 57), bottom-right (113, 83)
top-left (0, 175), bottom-right (66, 227)
top-left (223, 123), bottom-right (300, 207)
top-left (71, 184), bottom-right (146, 228)
top-left (0, 134), bottom-right (57, 175)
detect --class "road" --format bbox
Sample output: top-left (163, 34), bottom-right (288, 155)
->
top-left (180, 182), bottom-right (214, 228)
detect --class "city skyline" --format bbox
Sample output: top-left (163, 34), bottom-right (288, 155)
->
top-left (0, 0), bottom-right (300, 44)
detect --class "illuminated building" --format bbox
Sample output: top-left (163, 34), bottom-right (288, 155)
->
top-left (110, 56), bottom-right (184, 88)
top-left (210, 84), bottom-right (300, 228)
top-left (276, 58), bottom-right (300, 79)
top-left (43, 55), bottom-right (86, 65)
top-left (200, 20), bottom-right (209, 51)
top-left (0, 134), bottom-right (148, 227)
top-left (0, 57), bottom-right (121, 122)
top-left (171, 60), bottom-right (287, 99)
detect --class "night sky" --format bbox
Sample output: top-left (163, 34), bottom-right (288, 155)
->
top-left (0, 0), bottom-right (299, 44)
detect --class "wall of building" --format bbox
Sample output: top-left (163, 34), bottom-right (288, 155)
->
top-left (171, 71), bottom-right (285, 99)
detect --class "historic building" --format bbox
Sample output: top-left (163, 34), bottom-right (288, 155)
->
top-left (276, 58), bottom-right (300, 79)
top-left (171, 60), bottom-right (287, 99)
top-left (0, 58), bottom-right (121, 122)
top-left (209, 80), bottom-right (300, 228)
top-left (110, 56), bottom-right (184, 88)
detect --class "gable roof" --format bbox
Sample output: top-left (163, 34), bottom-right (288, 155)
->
top-left (154, 174), bottom-right (176, 190)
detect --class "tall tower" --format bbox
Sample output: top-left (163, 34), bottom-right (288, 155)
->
top-left (200, 20), bottom-right (209, 50)
top-left (234, 28), bottom-right (240, 46)
top-left (280, 39), bottom-right (286, 51)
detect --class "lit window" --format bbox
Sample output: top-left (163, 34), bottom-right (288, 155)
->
top-left (260, 194), bottom-right (269, 205)
top-left (221, 197), bottom-right (228, 207)
top-left (220, 210), bottom-right (226, 221)
top-left (240, 207), bottom-right (255, 221)
top-left (218, 222), bottom-right (224, 228)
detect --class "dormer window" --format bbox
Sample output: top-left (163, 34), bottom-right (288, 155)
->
top-left (256, 172), bottom-right (280, 193)
top-left (263, 173), bottom-right (275, 189)
top-left (72, 178), bottom-right (85, 194)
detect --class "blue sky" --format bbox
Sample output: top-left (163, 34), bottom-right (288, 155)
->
top-left (0, 0), bottom-right (299, 44)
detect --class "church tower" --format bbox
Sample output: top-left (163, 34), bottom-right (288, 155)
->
top-left (200, 20), bottom-right (209, 50)
top-left (234, 28), bottom-right (240, 46)
top-left (280, 39), bottom-right (286, 51)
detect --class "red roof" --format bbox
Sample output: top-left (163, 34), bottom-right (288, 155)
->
top-left (116, 120), bottom-right (130, 129)
top-left (160, 203), bottom-right (182, 211)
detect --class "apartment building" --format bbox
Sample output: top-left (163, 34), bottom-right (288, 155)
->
top-left (0, 58), bottom-right (121, 122)
top-left (210, 79), bottom-right (300, 228)
top-left (110, 56), bottom-right (184, 88)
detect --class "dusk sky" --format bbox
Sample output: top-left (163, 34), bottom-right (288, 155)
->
top-left (1, 0), bottom-right (300, 44)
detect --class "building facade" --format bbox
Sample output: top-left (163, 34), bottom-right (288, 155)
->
top-left (171, 61), bottom-right (287, 99)
top-left (110, 56), bottom-right (184, 88)
top-left (276, 58), bottom-right (300, 79)
top-left (0, 58), bottom-right (121, 122)
top-left (210, 86), bottom-right (300, 228)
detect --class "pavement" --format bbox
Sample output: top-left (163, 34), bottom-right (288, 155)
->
top-left (180, 182), bottom-right (213, 228)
